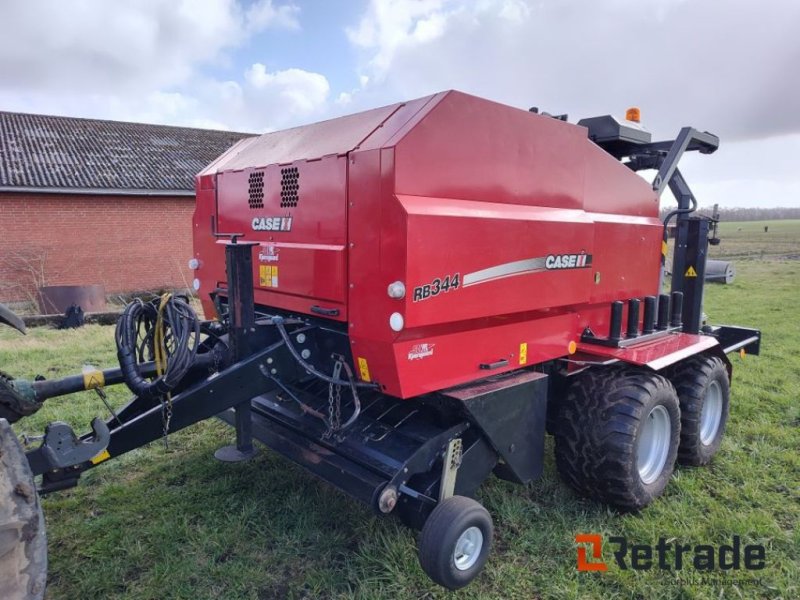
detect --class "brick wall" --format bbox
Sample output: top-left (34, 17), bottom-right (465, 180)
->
top-left (0, 192), bottom-right (195, 303)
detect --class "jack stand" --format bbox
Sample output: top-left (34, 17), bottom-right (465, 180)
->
top-left (214, 403), bottom-right (258, 462)
top-left (215, 239), bottom-right (259, 463)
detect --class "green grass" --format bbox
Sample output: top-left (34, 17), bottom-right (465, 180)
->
top-left (2, 223), bottom-right (799, 599)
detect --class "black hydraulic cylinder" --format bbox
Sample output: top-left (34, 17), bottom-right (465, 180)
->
top-left (657, 293), bottom-right (671, 331)
top-left (643, 296), bottom-right (657, 334)
top-left (609, 301), bottom-right (624, 341)
top-left (626, 298), bottom-right (640, 338)
top-left (670, 291), bottom-right (684, 328)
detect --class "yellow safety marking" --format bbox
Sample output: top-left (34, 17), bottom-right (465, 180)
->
top-left (357, 357), bottom-right (371, 382)
top-left (661, 241), bottom-right (668, 256)
top-left (90, 449), bottom-right (111, 465)
top-left (685, 265), bottom-right (698, 277)
top-left (568, 340), bottom-right (578, 355)
top-left (519, 342), bottom-right (528, 365)
top-left (272, 265), bottom-right (279, 288)
top-left (83, 370), bottom-right (105, 390)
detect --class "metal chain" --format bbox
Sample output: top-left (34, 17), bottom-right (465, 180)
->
top-left (333, 382), bottom-right (342, 430)
top-left (161, 394), bottom-right (173, 450)
top-left (323, 360), bottom-right (344, 439)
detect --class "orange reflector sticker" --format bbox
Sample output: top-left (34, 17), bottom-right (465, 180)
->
top-left (568, 341), bottom-right (578, 355)
top-left (357, 357), bottom-right (371, 382)
top-left (90, 449), bottom-right (111, 465)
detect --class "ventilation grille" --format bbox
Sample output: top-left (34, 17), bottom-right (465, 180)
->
top-left (280, 167), bottom-right (299, 208)
top-left (248, 171), bottom-right (264, 209)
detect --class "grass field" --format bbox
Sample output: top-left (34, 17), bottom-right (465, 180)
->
top-left (2, 221), bottom-right (798, 600)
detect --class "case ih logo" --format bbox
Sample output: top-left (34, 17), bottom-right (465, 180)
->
top-left (575, 534), bottom-right (766, 572)
top-left (252, 216), bottom-right (293, 232)
top-left (545, 253), bottom-right (592, 270)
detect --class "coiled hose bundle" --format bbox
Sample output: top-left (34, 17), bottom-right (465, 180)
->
top-left (115, 294), bottom-right (200, 399)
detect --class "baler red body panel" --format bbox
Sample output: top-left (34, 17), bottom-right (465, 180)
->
top-left (194, 90), bottom-right (666, 397)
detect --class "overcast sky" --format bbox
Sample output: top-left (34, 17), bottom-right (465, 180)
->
top-left (1, 0), bottom-right (798, 208)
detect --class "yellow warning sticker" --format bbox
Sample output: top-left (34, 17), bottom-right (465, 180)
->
top-left (259, 265), bottom-right (280, 288)
top-left (685, 265), bottom-right (698, 277)
top-left (90, 449), bottom-right (111, 465)
top-left (82, 369), bottom-right (105, 390)
top-left (357, 357), bottom-right (371, 382)
top-left (661, 240), bottom-right (668, 256)
top-left (519, 342), bottom-right (528, 365)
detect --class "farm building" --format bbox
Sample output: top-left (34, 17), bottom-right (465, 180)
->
top-left (0, 111), bottom-right (252, 304)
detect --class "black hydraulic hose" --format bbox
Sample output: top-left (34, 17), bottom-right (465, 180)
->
top-left (259, 365), bottom-right (326, 420)
top-left (270, 316), bottom-right (379, 389)
top-left (662, 195), bottom-right (698, 239)
top-left (259, 355), bottom-right (363, 433)
top-left (115, 297), bottom-right (200, 399)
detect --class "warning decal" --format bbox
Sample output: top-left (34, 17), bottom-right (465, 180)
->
top-left (83, 369), bottom-right (105, 390)
top-left (685, 266), bottom-right (698, 278)
top-left (259, 264), bottom-right (279, 287)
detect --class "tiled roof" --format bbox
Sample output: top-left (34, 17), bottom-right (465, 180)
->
top-left (0, 111), bottom-right (253, 194)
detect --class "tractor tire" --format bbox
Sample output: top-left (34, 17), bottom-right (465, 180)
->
top-left (417, 495), bottom-right (493, 590)
top-left (0, 418), bottom-right (47, 600)
top-left (553, 367), bottom-right (680, 512)
top-left (665, 355), bottom-right (730, 466)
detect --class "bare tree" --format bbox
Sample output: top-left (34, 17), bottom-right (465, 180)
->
top-left (0, 248), bottom-right (55, 306)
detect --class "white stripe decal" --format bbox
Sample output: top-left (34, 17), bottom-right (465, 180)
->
top-left (462, 257), bottom-right (548, 287)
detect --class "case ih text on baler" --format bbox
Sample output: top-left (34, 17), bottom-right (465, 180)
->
top-left (0, 91), bottom-right (760, 595)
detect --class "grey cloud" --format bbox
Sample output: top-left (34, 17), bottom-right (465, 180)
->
top-left (0, 0), bottom-right (299, 95)
top-left (349, 0), bottom-right (800, 143)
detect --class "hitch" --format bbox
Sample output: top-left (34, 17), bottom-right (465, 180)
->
top-left (39, 417), bottom-right (110, 469)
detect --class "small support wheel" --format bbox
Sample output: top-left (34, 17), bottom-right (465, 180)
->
top-left (417, 495), bottom-right (493, 590)
top-left (666, 355), bottom-right (730, 466)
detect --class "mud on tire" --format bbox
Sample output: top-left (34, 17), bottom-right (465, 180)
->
top-left (553, 367), bottom-right (680, 512)
top-left (0, 418), bottom-right (47, 600)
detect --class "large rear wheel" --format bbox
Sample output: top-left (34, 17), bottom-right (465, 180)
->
top-left (0, 418), bottom-right (47, 600)
top-left (666, 355), bottom-right (730, 466)
top-left (553, 367), bottom-right (681, 511)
